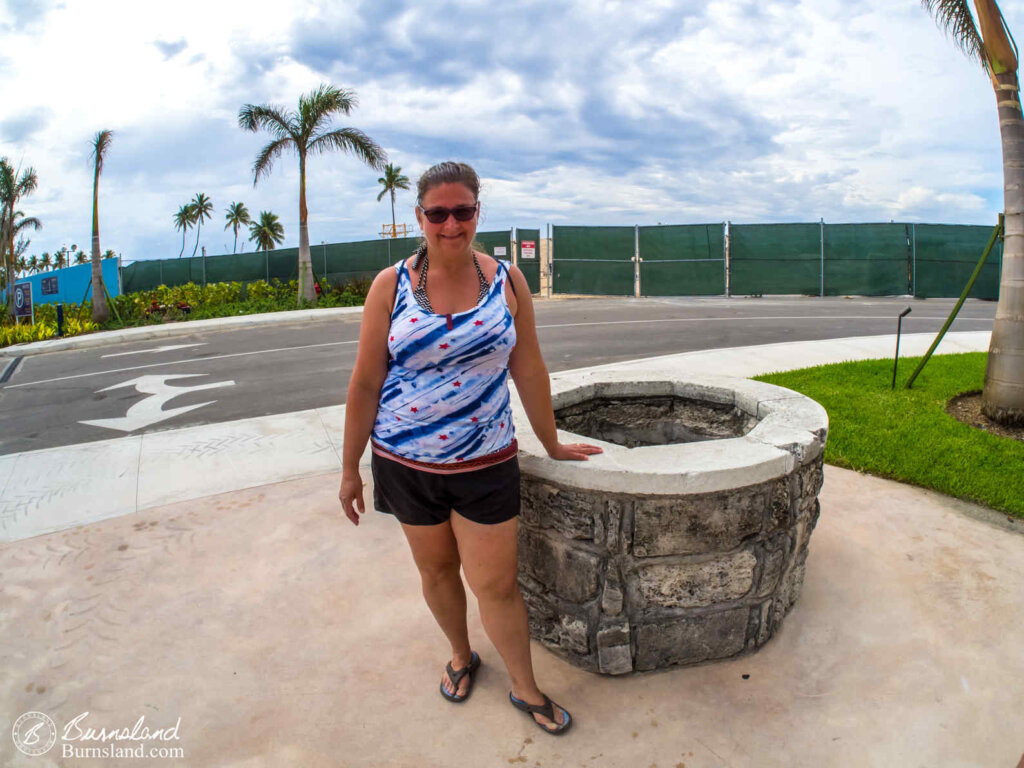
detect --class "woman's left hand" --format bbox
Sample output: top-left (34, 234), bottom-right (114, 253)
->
top-left (548, 442), bottom-right (604, 461)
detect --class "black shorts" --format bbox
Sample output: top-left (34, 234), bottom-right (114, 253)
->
top-left (371, 452), bottom-right (521, 526)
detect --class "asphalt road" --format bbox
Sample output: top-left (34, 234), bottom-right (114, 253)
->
top-left (0, 296), bottom-right (996, 455)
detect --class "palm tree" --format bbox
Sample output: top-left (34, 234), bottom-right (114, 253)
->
top-left (248, 210), bottom-right (285, 251)
top-left (11, 213), bottom-right (41, 275)
top-left (924, 0), bottom-right (1024, 424)
top-left (39, 252), bottom-right (52, 271)
top-left (377, 163), bottom-right (410, 237)
top-left (15, 254), bottom-right (26, 276)
top-left (173, 203), bottom-right (196, 258)
top-left (224, 202), bottom-right (252, 253)
top-left (89, 129), bottom-right (113, 322)
top-left (0, 157), bottom-right (38, 317)
top-left (28, 255), bottom-right (38, 274)
top-left (239, 83), bottom-right (387, 303)
top-left (189, 193), bottom-right (213, 258)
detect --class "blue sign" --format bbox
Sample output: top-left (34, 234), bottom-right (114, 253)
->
top-left (14, 282), bottom-right (33, 319)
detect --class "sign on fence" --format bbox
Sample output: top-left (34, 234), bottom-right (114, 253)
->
top-left (521, 241), bottom-right (536, 259)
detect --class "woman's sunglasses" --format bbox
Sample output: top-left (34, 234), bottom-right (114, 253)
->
top-left (418, 203), bottom-right (479, 224)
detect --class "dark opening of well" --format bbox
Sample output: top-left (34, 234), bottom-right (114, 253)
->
top-left (554, 396), bottom-right (758, 448)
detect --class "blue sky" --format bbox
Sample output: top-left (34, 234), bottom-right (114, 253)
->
top-left (0, 0), bottom-right (1020, 264)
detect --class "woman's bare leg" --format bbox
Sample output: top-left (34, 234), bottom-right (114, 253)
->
top-left (449, 511), bottom-right (567, 730)
top-left (400, 520), bottom-right (474, 697)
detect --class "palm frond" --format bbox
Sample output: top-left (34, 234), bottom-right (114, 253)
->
top-left (251, 135), bottom-right (294, 186)
top-left (238, 104), bottom-right (295, 139)
top-left (12, 213), bottom-right (42, 234)
top-left (190, 193), bottom-right (213, 223)
top-left (922, 0), bottom-right (985, 64)
top-left (91, 129), bottom-right (114, 175)
top-left (300, 84), bottom-right (358, 140)
top-left (224, 202), bottom-right (252, 229)
top-left (308, 127), bottom-right (387, 170)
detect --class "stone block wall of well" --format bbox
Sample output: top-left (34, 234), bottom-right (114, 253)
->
top-left (517, 456), bottom-right (824, 674)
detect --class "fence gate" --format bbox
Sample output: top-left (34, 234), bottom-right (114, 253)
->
top-left (475, 230), bottom-right (514, 267)
top-left (638, 224), bottom-right (725, 296)
top-left (515, 229), bottom-right (541, 293)
top-left (552, 225), bottom-right (635, 296)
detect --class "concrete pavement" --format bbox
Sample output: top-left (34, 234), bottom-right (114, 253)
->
top-left (1, 327), bottom-right (1023, 766)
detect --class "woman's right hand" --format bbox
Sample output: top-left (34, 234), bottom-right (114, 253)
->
top-left (338, 470), bottom-right (366, 526)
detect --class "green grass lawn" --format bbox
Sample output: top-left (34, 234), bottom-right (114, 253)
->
top-left (754, 352), bottom-right (1024, 519)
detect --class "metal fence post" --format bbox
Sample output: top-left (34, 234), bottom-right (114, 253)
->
top-left (634, 224), bottom-right (641, 298)
top-left (912, 223), bottom-right (917, 296)
top-left (547, 223), bottom-right (552, 299)
top-left (202, 245), bottom-right (207, 287)
top-left (819, 217), bottom-right (825, 297)
top-left (724, 221), bottom-right (730, 297)
top-left (512, 227), bottom-right (518, 268)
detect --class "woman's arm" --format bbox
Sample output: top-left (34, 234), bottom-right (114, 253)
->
top-left (506, 265), bottom-right (603, 462)
top-left (338, 267), bottom-right (398, 525)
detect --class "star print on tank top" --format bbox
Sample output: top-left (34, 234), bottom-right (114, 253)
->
top-left (371, 257), bottom-right (517, 470)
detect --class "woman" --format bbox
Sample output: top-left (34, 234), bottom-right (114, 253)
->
top-left (338, 161), bottom-right (601, 735)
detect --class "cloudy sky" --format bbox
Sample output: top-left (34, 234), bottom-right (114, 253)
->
top-left (1, 0), bottom-right (1020, 264)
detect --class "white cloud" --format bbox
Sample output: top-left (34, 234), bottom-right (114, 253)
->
top-left (0, 0), bottom-right (1018, 262)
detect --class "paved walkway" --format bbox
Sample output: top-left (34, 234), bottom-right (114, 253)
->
top-left (2, 328), bottom-right (1023, 766)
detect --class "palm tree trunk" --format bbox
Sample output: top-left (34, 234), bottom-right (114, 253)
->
top-left (178, 230), bottom-right (186, 259)
top-left (983, 67), bottom-right (1024, 424)
top-left (390, 190), bottom-right (397, 237)
top-left (233, 224), bottom-right (238, 254)
top-left (90, 164), bottom-right (110, 323)
top-left (297, 153), bottom-right (316, 303)
top-left (191, 221), bottom-right (201, 259)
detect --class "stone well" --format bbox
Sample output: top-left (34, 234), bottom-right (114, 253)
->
top-left (510, 371), bottom-right (828, 675)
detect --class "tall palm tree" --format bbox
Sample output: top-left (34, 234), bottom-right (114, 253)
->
top-left (0, 157), bottom-right (38, 317)
top-left (89, 129), bottom-right (113, 322)
top-left (377, 163), bottom-right (410, 237)
top-left (189, 193), bottom-right (213, 258)
top-left (39, 252), bottom-right (52, 271)
top-left (15, 255), bottom-right (26, 276)
top-left (248, 210), bottom-right (285, 251)
top-left (28, 255), bottom-right (38, 274)
top-left (239, 83), bottom-right (387, 303)
top-left (173, 203), bottom-right (196, 258)
top-left (224, 202), bottom-right (252, 253)
top-left (924, 0), bottom-right (1024, 425)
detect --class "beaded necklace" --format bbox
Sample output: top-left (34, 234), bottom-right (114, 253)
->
top-left (412, 245), bottom-right (489, 314)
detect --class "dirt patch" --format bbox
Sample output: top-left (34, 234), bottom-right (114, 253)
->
top-left (946, 391), bottom-right (1024, 442)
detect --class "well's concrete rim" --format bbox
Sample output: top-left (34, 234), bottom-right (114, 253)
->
top-left (510, 370), bottom-right (829, 496)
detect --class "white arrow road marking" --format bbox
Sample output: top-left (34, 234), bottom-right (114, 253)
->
top-left (101, 343), bottom-right (206, 358)
top-left (79, 374), bottom-right (235, 433)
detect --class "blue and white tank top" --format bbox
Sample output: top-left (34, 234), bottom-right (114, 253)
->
top-left (371, 258), bottom-right (517, 470)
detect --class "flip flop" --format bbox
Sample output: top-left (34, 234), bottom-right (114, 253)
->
top-left (509, 692), bottom-right (572, 735)
top-left (440, 651), bottom-right (480, 703)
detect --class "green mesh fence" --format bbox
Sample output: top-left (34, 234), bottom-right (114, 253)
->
top-left (552, 226), bottom-right (635, 296)
top-left (119, 223), bottom-right (1006, 300)
top-left (516, 229), bottom-right (541, 294)
top-left (913, 224), bottom-right (1002, 299)
top-left (638, 224), bottom-right (725, 296)
top-left (475, 230), bottom-right (513, 262)
top-left (729, 223), bottom-right (822, 295)
top-left (823, 224), bottom-right (911, 296)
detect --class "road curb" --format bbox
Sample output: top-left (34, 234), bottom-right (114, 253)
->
top-left (0, 306), bottom-right (365, 359)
